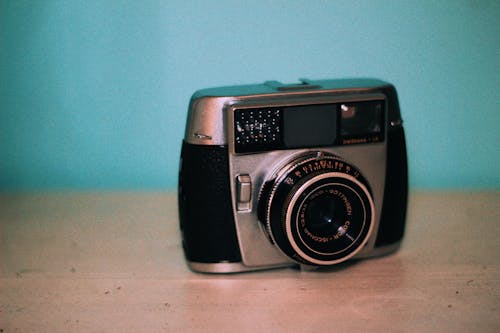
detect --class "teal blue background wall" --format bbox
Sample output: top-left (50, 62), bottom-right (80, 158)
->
top-left (1, 0), bottom-right (499, 190)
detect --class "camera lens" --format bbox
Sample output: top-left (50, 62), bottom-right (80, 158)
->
top-left (260, 153), bottom-right (374, 266)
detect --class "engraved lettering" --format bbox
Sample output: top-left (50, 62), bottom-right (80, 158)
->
top-left (343, 138), bottom-right (368, 145)
top-left (299, 159), bottom-right (344, 176)
top-left (334, 161), bottom-right (344, 171)
top-left (304, 228), bottom-right (330, 243)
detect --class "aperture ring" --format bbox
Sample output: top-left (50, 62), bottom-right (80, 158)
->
top-left (260, 152), bottom-right (374, 266)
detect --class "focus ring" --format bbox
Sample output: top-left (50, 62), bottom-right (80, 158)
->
top-left (260, 152), bottom-right (374, 266)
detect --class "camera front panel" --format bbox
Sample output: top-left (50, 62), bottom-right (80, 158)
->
top-left (227, 94), bottom-right (389, 268)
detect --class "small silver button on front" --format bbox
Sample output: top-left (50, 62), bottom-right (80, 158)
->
top-left (236, 174), bottom-right (252, 211)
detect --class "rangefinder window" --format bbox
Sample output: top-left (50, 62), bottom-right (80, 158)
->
top-left (340, 100), bottom-right (384, 143)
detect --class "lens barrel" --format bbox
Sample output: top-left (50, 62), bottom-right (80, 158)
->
top-left (260, 152), bottom-right (375, 266)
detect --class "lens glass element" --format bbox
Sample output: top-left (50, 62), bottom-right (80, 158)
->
top-left (304, 191), bottom-right (342, 237)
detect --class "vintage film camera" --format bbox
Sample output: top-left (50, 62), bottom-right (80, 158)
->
top-left (178, 78), bottom-right (408, 273)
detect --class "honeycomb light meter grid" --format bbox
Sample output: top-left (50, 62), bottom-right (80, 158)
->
top-left (234, 108), bottom-right (283, 153)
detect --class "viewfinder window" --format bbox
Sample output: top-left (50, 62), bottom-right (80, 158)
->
top-left (283, 104), bottom-right (337, 148)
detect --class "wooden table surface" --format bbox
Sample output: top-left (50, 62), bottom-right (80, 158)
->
top-left (1, 192), bottom-right (499, 332)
